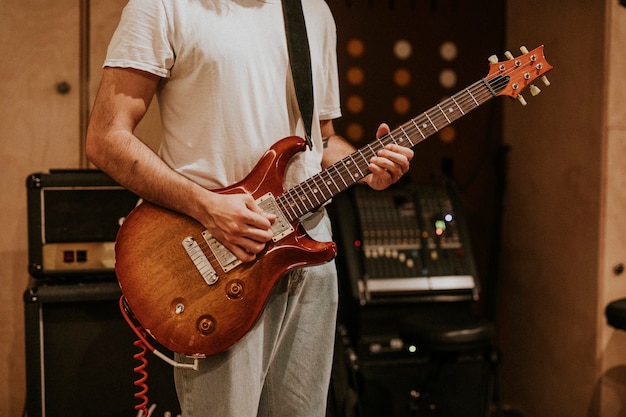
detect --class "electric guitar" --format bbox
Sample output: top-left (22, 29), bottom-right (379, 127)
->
top-left (115, 45), bottom-right (553, 357)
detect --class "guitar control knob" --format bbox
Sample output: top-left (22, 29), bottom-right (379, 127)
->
top-left (227, 280), bottom-right (244, 299)
top-left (197, 315), bottom-right (216, 335)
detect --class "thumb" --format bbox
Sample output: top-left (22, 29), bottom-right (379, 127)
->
top-left (376, 123), bottom-right (390, 139)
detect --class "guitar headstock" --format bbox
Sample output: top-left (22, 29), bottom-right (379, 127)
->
top-left (487, 45), bottom-right (553, 105)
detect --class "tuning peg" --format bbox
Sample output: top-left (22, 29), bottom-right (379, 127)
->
top-left (520, 46), bottom-right (529, 54)
top-left (488, 55), bottom-right (499, 64)
top-left (504, 51), bottom-right (514, 60)
top-left (529, 85), bottom-right (541, 96)
top-left (541, 75), bottom-right (551, 86)
top-left (517, 94), bottom-right (528, 106)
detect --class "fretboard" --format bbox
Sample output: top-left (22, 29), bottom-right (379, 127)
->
top-left (277, 74), bottom-right (510, 222)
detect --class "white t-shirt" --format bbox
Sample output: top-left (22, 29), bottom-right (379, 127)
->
top-left (105, 0), bottom-right (342, 190)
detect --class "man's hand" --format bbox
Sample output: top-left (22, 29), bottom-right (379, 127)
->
top-left (364, 123), bottom-right (414, 190)
top-left (201, 192), bottom-right (276, 263)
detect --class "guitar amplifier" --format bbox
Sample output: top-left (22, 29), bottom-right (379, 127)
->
top-left (26, 170), bottom-right (139, 279)
top-left (23, 279), bottom-right (181, 417)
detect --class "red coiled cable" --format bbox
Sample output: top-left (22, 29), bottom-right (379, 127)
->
top-left (119, 296), bottom-right (155, 416)
top-left (119, 296), bottom-right (198, 416)
top-left (133, 336), bottom-right (150, 415)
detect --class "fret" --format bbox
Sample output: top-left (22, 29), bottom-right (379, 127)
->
top-left (339, 159), bottom-right (358, 184)
top-left (277, 198), bottom-right (296, 223)
top-left (424, 111), bottom-right (438, 131)
top-left (387, 131), bottom-right (400, 146)
top-left (348, 154), bottom-right (366, 179)
top-left (321, 170), bottom-right (341, 195)
top-left (397, 126), bottom-right (414, 147)
top-left (291, 189), bottom-right (307, 217)
top-left (443, 100), bottom-right (465, 124)
top-left (451, 96), bottom-right (465, 115)
top-left (437, 104), bottom-right (451, 124)
top-left (354, 147), bottom-right (371, 169)
top-left (278, 192), bottom-right (294, 218)
top-left (410, 119), bottom-right (426, 139)
top-left (331, 164), bottom-right (349, 189)
top-left (304, 180), bottom-right (322, 209)
top-left (466, 87), bottom-right (479, 106)
top-left (298, 186), bottom-right (314, 210)
top-left (286, 188), bottom-right (305, 218)
top-left (285, 199), bottom-right (299, 221)
top-left (363, 143), bottom-right (379, 161)
top-left (446, 100), bottom-right (461, 118)
top-left (316, 171), bottom-right (334, 198)
top-left (317, 178), bottom-right (333, 202)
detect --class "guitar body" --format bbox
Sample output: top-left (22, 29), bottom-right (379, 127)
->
top-left (115, 136), bottom-right (337, 356)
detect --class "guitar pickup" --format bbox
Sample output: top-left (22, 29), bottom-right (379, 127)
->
top-left (256, 193), bottom-right (294, 242)
top-left (199, 193), bottom-right (294, 274)
top-left (202, 232), bottom-right (243, 273)
top-left (182, 236), bottom-right (219, 285)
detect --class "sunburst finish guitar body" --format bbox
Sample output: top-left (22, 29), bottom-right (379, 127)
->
top-left (115, 46), bottom-right (553, 357)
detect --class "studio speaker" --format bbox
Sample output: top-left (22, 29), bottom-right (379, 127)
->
top-left (24, 280), bottom-right (180, 417)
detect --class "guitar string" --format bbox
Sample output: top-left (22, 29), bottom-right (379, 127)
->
top-left (281, 78), bottom-right (501, 220)
top-left (277, 51), bottom-right (544, 222)
top-left (278, 81), bottom-right (492, 219)
top-left (278, 78), bottom-right (500, 221)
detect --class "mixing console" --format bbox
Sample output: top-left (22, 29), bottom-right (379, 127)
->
top-left (331, 182), bottom-right (479, 305)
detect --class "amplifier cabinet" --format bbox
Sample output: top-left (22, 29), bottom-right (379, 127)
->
top-left (26, 170), bottom-right (139, 279)
top-left (23, 279), bottom-right (180, 417)
top-left (355, 354), bottom-right (493, 417)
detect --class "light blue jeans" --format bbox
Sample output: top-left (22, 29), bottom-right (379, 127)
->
top-left (174, 209), bottom-right (339, 417)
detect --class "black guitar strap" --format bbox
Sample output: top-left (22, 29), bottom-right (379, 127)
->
top-left (281, 0), bottom-right (314, 150)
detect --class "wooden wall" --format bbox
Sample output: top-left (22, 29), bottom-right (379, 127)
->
top-left (0, 1), bottom-right (160, 415)
top-left (2, 1), bottom-right (80, 415)
top-left (1, 1), bottom-right (625, 416)
top-left (599, 2), bottom-right (626, 416)
top-left (499, 1), bottom-right (626, 416)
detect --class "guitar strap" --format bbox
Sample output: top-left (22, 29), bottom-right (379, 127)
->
top-left (281, 0), bottom-right (314, 150)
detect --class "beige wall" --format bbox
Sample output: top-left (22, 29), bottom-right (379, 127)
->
top-left (499, 1), bottom-right (626, 416)
top-left (598, 0), bottom-right (626, 416)
top-left (0, 1), bottom-right (160, 415)
top-left (2, 1), bottom-right (80, 415)
top-left (1, 1), bottom-right (625, 416)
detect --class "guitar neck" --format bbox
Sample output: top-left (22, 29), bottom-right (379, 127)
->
top-left (278, 75), bottom-right (509, 222)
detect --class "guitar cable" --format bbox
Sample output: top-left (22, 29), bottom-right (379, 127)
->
top-left (132, 333), bottom-right (150, 415)
top-left (119, 297), bottom-right (200, 415)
